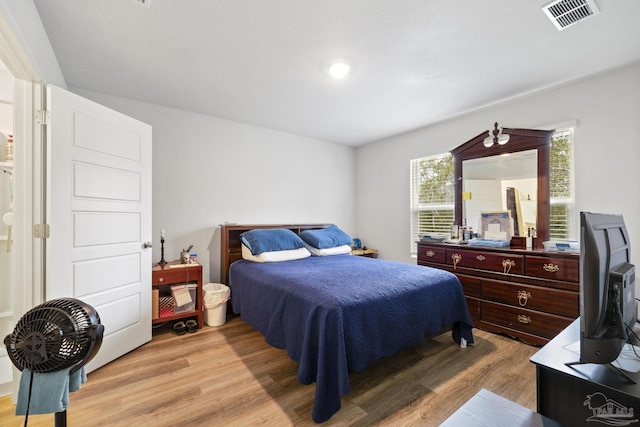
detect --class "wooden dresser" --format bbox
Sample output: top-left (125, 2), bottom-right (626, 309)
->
top-left (417, 242), bottom-right (579, 345)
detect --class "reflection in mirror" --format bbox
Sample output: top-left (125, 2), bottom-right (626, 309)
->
top-left (452, 125), bottom-right (554, 247)
top-left (463, 149), bottom-right (537, 238)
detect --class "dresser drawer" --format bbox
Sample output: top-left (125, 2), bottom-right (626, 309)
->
top-left (481, 301), bottom-right (574, 339)
top-left (482, 279), bottom-right (579, 318)
top-left (417, 244), bottom-right (446, 264)
top-left (526, 255), bottom-right (579, 283)
top-left (455, 273), bottom-right (481, 298)
top-left (446, 249), bottom-right (524, 275)
top-left (466, 296), bottom-right (481, 321)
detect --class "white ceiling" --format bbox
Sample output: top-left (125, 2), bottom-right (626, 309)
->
top-left (33, 0), bottom-right (640, 146)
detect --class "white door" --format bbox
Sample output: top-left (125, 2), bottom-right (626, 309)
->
top-left (45, 85), bottom-right (152, 371)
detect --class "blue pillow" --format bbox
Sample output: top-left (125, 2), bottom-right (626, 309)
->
top-left (298, 225), bottom-right (352, 249)
top-left (240, 228), bottom-right (305, 255)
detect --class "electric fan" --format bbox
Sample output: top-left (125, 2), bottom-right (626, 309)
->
top-left (4, 297), bottom-right (104, 426)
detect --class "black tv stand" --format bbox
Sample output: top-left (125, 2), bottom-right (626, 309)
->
top-left (565, 360), bottom-right (636, 384)
top-left (532, 319), bottom-right (640, 427)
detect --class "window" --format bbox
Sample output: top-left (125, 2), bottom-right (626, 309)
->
top-left (409, 126), bottom-right (576, 255)
top-left (549, 128), bottom-right (576, 240)
top-left (409, 153), bottom-right (454, 254)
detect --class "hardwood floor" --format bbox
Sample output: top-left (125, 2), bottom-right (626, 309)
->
top-left (0, 316), bottom-right (539, 426)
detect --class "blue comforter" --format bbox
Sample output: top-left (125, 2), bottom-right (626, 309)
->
top-left (229, 254), bottom-right (473, 423)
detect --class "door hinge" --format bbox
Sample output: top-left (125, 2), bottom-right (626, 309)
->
top-left (34, 224), bottom-right (50, 239)
top-left (35, 110), bottom-right (51, 126)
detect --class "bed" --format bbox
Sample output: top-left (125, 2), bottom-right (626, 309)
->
top-left (220, 223), bottom-right (474, 423)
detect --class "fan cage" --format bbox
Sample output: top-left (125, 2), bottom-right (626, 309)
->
top-left (5, 298), bottom-right (102, 373)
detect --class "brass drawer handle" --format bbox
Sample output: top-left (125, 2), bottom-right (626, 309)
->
top-left (502, 259), bottom-right (515, 274)
top-left (426, 250), bottom-right (435, 258)
top-left (158, 277), bottom-right (164, 283)
top-left (517, 290), bottom-right (532, 306)
top-left (543, 263), bottom-right (560, 273)
top-left (476, 255), bottom-right (486, 261)
top-left (517, 315), bottom-right (532, 324)
top-left (452, 253), bottom-right (462, 270)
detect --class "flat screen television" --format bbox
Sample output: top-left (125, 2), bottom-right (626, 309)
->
top-left (574, 211), bottom-right (636, 371)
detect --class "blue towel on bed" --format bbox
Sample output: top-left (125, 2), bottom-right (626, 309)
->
top-left (16, 367), bottom-right (87, 415)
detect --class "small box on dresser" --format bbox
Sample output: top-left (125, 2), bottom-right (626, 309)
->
top-left (417, 241), bottom-right (579, 345)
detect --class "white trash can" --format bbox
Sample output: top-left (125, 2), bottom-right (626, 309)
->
top-left (203, 283), bottom-right (231, 327)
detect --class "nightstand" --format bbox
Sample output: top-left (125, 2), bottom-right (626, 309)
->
top-left (350, 248), bottom-right (378, 258)
top-left (152, 261), bottom-right (203, 329)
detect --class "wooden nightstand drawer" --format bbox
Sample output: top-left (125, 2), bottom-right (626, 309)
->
top-left (482, 278), bottom-right (579, 318)
top-left (152, 267), bottom-right (198, 285)
top-left (481, 301), bottom-right (574, 339)
top-left (417, 244), bottom-right (446, 264)
top-left (446, 249), bottom-right (524, 275)
top-left (526, 255), bottom-right (579, 282)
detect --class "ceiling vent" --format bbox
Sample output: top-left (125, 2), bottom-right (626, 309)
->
top-left (542, 0), bottom-right (600, 31)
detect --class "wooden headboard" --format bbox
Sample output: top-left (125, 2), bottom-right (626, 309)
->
top-left (219, 223), bottom-right (331, 285)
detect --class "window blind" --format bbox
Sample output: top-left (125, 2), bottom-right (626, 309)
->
top-left (549, 128), bottom-right (576, 240)
top-left (409, 153), bottom-right (454, 254)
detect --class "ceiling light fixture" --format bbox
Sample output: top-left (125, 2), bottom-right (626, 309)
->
top-left (483, 122), bottom-right (510, 148)
top-left (328, 62), bottom-right (350, 79)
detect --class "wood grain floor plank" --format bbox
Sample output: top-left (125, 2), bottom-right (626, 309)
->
top-left (0, 317), bottom-right (538, 426)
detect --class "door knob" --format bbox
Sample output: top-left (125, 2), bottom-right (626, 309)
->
top-left (143, 241), bottom-right (153, 248)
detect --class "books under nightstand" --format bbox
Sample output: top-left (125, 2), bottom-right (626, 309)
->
top-left (152, 260), bottom-right (203, 330)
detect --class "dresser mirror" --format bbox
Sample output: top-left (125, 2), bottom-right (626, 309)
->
top-left (451, 125), bottom-right (555, 248)
top-left (462, 149), bottom-right (538, 238)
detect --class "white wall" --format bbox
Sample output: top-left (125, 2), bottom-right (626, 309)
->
top-left (72, 89), bottom-right (356, 283)
top-left (4, 0), bottom-right (639, 289)
top-left (356, 62), bottom-right (640, 273)
top-left (0, 0), bottom-right (65, 85)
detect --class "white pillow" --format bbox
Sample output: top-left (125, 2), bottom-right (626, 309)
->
top-left (241, 244), bottom-right (311, 263)
top-left (303, 243), bottom-right (352, 256)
